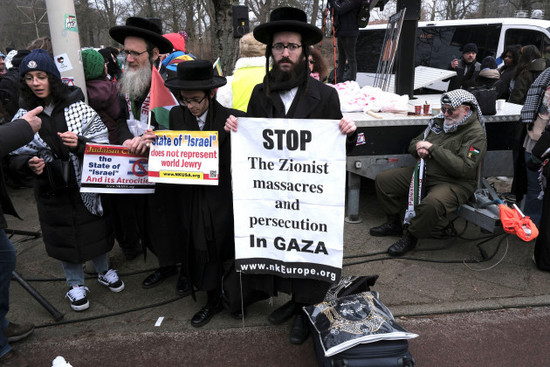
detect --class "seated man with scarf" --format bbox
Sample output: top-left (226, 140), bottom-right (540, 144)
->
top-left (370, 90), bottom-right (487, 256)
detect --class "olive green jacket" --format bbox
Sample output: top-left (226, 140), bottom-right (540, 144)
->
top-left (408, 112), bottom-right (487, 192)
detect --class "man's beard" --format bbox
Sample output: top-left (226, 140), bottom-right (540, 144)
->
top-left (271, 57), bottom-right (306, 84)
top-left (119, 60), bottom-right (152, 97)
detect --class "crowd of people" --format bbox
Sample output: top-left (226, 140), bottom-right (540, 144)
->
top-left (446, 41), bottom-right (550, 237)
top-left (1, 6), bottom-right (550, 366)
top-left (0, 8), bottom-right (357, 365)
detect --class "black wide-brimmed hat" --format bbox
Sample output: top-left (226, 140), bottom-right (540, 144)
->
top-left (164, 60), bottom-right (227, 91)
top-left (109, 17), bottom-right (173, 54)
top-left (254, 7), bottom-right (323, 46)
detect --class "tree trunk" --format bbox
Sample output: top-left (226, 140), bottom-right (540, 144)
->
top-left (209, 0), bottom-right (239, 75)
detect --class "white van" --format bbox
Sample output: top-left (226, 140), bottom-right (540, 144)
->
top-left (356, 18), bottom-right (550, 90)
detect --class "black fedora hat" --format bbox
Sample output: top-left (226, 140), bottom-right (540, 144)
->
top-left (110, 17), bottom-right (173, 54)
top-left (164, 60), bottom-right (227, 91)
top-left (254, 7), bottom-right (323, 46)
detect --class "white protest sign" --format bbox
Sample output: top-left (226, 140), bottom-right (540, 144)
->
top-left (80, 144), bottom-right (154, 194)
top-left (147, 130), bottom-right (219, 185)
top-left (232, 118), bottom-right (346, 283)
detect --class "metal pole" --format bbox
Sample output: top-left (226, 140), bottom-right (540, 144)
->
top-left (44, 0), bottom-right (87, 102)
top-left (12, 271), bottom-right (64, 322)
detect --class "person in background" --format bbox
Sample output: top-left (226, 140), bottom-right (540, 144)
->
top-left (0, 53), bottom-right (6, 76)
top-left (225, 7), bottom-right (357, 345)
top-left (9, 49), bottom-right (124, 312)
top-left (26, 37), bottom-right (53, 57)
top-left (81, 49), bottom-right (120, 144)
top-left (509, 45), bottom-right (546, 105)
top-left (329, 0), bottom-right (361, 82)
top-left (472, 56), bottom-right (499, 89)
top-left (516, 67), bottom-right (550, 229)
top-left (216, 32), bottom-right (267, 112)
top-left (0, 107), bottom-right (42, 366)
top-left (0, 50), bottom-right (30, 123)
top-left (98, 47), bottom-right (123, 82)
top-left (160, 31), bottom-right (196, 80)
top-left (448, 43), bottom-right (481, 91)
top-left (509, 47), bottom-right (547, 225)
top-left (529, 68), bottom-right (550, 269)
top-left (308, 46), bottom-right (329, 82)
top-left (532, 124), bottom-right (550, 270)
top-left (495, 45), bottom-right (521, 100)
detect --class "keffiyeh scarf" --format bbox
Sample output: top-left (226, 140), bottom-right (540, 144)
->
top-left (10, 101), bottom-right (109, 215)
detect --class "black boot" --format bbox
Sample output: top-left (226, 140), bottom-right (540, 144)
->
top-left (289, 312), bottom-right (310, 345)
top-left (268, 300), bottom-right (296, 325)
top-left (191, 290), bottom-right (223, 327)
top-left (370, 214), bottom-right (403, 237)
top-left (388, 230), bottom-right (417, 256)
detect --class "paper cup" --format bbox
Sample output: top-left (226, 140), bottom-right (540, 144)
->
top-left (496, 99), bottom-right (505, 111)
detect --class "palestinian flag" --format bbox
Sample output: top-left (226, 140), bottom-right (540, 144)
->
top-left (149, 65), bottom-right (178, 128)
top-left (468, 146), bottom-right (480, 158)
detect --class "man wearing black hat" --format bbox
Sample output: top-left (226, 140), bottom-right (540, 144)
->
top-left (448, 42), bottom-right (481, 91)
top-left (109, 18), bottom-right (189, 292)
top-left (225, 7), bottom-right (357, 345)
top-left (142, 60), bottom-right (245, 327)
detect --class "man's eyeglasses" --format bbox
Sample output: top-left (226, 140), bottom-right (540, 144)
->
top-left (441, 106), bottom-right (456, 115)
top-left (272, 43), bottom-right (302, 54)
top-left (181, 95), bottom-right (207, 106)
top-left (121, 49), bottom-right (148, 58)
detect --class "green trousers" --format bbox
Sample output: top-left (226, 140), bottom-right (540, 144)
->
top-left (375, 166), bottom-right (474, 238)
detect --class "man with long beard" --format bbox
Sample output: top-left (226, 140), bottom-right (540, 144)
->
top-left (108, 18), bottom-right (190, 295)
top-left (225, 7), bottom-right (357, 345)
top-left (370, 89), bottom-right (487, 256)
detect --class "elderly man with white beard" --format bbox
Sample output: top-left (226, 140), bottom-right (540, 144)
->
top-left (110, 17), bottom-right (173, 153)
top-left (369, 89), bottom-right (487, 256)
top-left (107, 18), bottom-right (191, 295)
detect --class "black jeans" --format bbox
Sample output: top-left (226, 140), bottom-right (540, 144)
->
top-left (337, 35), bottom-right (358, 82)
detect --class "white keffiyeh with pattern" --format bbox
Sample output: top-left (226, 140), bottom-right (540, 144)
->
top-left (10, 101), bottom-right (109, 215)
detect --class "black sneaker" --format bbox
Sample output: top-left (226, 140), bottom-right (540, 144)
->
top-left (98, 269), bottom-right (125, 293)
top-left (65, 286), bottom-right (90, 311)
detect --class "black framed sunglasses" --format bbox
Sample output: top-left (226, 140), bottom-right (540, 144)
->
top-left (441, 106), bottom-right (456, 115)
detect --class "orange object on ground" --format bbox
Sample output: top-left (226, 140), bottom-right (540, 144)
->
top-left (499, 204), bottom-right (539, 241)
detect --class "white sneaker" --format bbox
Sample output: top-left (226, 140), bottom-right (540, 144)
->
top-left (65, 286), bottom-right (90, 311)
top-left (98, 269), bottom-right (125, 292)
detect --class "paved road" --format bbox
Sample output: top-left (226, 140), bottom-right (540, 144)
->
top-left (5, 179), bottom-right (550, 366)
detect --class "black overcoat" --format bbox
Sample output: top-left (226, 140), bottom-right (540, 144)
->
top-left (155, 99), bottom-right (245, 291)
top-left (9, 92), bottom-right (113, 263)
top-left (245, 77), bottom-right (355, 304)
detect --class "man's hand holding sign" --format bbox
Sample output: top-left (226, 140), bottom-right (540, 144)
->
top-left (230, 117), bottom-right (348, 283)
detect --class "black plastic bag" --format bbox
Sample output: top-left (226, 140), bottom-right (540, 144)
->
top-left (304, 291), bottom-right (418, 357)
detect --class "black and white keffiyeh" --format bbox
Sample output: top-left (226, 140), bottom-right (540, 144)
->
top-left (10, 101), bottom-right (108, 215)
top-left (521, 68), bottom-right (550, 125)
